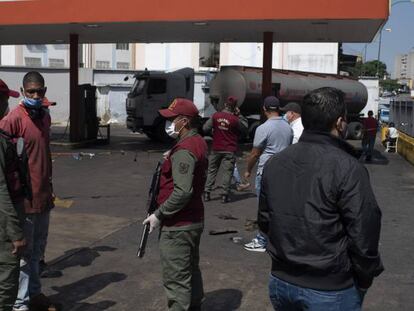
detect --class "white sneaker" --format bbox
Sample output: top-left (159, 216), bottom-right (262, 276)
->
top-left (244, 238), bottom-right (266, 252)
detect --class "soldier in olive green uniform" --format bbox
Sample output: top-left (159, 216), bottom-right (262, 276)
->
top-left (203, 96), bottom-right (247, 203)
top-left (144, 98), bottom-right (208, 311)
top-left (0, 80), bottom-right (26, 311)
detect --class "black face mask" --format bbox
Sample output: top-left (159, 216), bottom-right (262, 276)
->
top-left (27, 107), bottom-right (45, 120)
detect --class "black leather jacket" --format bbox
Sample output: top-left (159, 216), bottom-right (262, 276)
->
top-left (258, 131), bottom-right (384, 291)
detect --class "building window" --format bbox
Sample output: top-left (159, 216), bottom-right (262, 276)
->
top-left (53, 44), bottom-right (69, 50)
top-left (48, 58), bottom-right (65, 68)
top-left (117, 62), bottom-right (130, 70)
top-left (26, 45), bottom-right (47, 52)
top-left (24, 57), bottom-right (42, 67)
top-left (96, 61), bottom-right (111, 69)
top-left (116, 44), bottom-right (129, 50)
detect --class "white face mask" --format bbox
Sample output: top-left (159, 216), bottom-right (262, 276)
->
top-left (165, 120), bottom-right (178, 139)
top-left (165, 118), bottom-right (188, 139)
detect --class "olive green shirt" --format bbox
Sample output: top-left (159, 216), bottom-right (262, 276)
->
top-left (0, 137), bottom-right (24, 243)
top-left (155, 129), bottom-right (203, 231)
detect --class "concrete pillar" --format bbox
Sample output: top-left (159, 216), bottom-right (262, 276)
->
top-left (69, 33), bottom-right (80, 142)
top-left (262, 32), bottom-right (273, 98)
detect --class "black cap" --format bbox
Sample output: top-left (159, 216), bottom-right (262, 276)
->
top-left (263, 96), bottom-right (280, 111)
top-left (281, 102), bottom-right (302, 114)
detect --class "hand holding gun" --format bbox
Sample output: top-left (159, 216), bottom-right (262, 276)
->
top-left (137, 162), bottom-right (162, 258)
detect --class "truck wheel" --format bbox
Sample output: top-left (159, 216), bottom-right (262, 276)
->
top-left (347, 122), bottom-right (363, 140)
top-left (248, 121), bottom-right (261, 140)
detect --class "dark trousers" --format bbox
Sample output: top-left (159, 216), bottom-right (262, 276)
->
top-left (204, 152), bottom-right (236, 195)
top-left (159, 228), bottom-right (204, 311)
top-left (362, 136), bottom-right (376, 160)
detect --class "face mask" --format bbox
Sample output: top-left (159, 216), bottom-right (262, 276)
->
top-left (23, 97), bottom-right (43, 109)
top-left (283, 114), bottom-right (289, 122)
top-left (165, 120), bottom-right (178, 139)
top-left (165, 118), bottom-right (188, 139)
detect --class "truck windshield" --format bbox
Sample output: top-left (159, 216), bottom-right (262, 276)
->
top-left (129, 78), bottom-right (147, 97)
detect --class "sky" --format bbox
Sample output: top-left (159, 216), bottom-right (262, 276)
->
top-left (343, 2), bottom-right (414, 77)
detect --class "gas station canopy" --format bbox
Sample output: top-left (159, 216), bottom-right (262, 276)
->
top-left (0, 0), bottom-right (389, 44)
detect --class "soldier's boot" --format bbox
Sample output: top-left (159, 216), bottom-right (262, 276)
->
top-left (221, 194), bottom-right (230, 204)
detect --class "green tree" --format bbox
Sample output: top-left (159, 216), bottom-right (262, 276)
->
top-left (362, 60), bottom-right (387, 77)
top-left (347, 60), bottom-right (388, 78)
top-left (380, 79), bottom-right (402, 92)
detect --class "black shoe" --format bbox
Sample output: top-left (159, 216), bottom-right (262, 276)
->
top-left (204, 192), bottom-right (211, 202)
top-left (221, 195), bottom-right (230, 204)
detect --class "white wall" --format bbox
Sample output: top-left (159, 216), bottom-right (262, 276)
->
top-left (359, 78), bottom-right (379, 118)
top-left (141, 43), bottom-right (167, 70)
top-left (0, 46), bottom-right (16, 66)
top-left (220, 43), bottom-right (264, 67)
top-left (135, 43), bottom-right (195, 71)
top-left (0, 67), bottom-right (137, 125)
top-left (284, 43), bottom-right (338, 74)
top-left (0, 67), bottom-right (69, 123)
top-left (219, 42), bottom-right (338, 74)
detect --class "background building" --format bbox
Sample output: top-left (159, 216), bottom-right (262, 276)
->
top-left (0, 42), bottom-right (339, 124)
top-left (1, 42), bottom-right (338, 74)
top-left (394, 51), bottom-right (414, 86)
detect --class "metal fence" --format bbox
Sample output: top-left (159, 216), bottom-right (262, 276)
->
top-left (390, 99), bottom-right (414, 137)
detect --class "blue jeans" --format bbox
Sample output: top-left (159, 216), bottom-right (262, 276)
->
top-left (269, 274), bottom-right (365, 311)
top-left (362, 136), bottom-right (376, 159)
top-left (255, 173), bottom-right (266, 246)
top-left (233, 164), bottom-right (242, 184)
top-left (14, 210), bottom-right (50, 309)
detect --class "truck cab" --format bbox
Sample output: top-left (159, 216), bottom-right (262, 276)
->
top-left (126, 68), bottom-right (194, 141)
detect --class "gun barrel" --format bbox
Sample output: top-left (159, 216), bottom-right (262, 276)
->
top-left (137, 223), bottom-right (150, 258)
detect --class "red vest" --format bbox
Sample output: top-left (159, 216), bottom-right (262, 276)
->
top-left (157, 134), bottom-right (208, 227)
top-left (212, 111), bottom-right (240, 152)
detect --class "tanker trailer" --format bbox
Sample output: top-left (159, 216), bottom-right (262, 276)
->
top-left (209, 66), bottom-right (368, 140)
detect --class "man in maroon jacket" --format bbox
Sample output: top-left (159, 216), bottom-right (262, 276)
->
top-left (203, 96), bottom-right (247, 203)
top-left (144, 98), bottom-right (208, 311)
top-left (0, 72), bottom-right (55, 311)
top-left (361, 110), bottom-right (378, 162)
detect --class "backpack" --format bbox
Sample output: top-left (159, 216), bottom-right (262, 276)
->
top-left (0, 129), bottom-right (32, 201)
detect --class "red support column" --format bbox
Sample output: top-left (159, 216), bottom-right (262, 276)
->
top-left (262, 32), bottom-right (273, 99)
top-left (69, 33), bottom-right (80, 142)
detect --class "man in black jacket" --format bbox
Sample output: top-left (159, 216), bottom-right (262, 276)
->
top-left (259, 87), bottom-right (383, 311)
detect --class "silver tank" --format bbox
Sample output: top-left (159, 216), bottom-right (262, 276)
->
top-left (209, 66), bottom-right (368, 116)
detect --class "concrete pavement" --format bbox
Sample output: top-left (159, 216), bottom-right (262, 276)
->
top-left (41, 127), bottom-right (414, 311)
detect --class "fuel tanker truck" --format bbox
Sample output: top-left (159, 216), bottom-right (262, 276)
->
top-left (126, 66), bottom-right (367, 141)
top-left (209, 66), bottom-right (368, 140)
